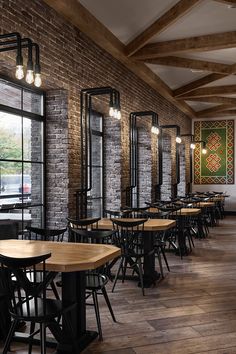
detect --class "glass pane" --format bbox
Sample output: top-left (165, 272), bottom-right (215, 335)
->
top-left (90, 113), bottom-right (102, 132)
top-left (0, 161), bottom-right (22, 199)
top-left (0, 112), bottom-right (22, 160)
top-left (23, 117), bottom-right (43, 162)
top-left (23, 90), bottom-right (43, 115)
top-left (87, 199), bottom-right (102, 218)
top-left (91, 167), bottom-right (102, 198)
top-left (0, 79), bottom-right (21, 109)
top-left (92, 135), bottom-right (102, 166)
top-left (24, 163), bottom-right (43, 205)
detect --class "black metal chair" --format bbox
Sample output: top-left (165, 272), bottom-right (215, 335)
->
top-left (111, 218), bottom-right (150, 296)
top-left (25, 226), bottom-right (67, 301)
top-left (0, 252), bottom-right (76, 354)
top-left (143, 211), bottom-right (170, 277)
top-left (67, 226), bottom-right (116, 340)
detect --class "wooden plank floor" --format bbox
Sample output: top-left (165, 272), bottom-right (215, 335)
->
top-left (2, 216), bottom-right (236, 353)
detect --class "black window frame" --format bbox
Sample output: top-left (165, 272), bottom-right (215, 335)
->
top-left (0, 75), bottom-right (46, 228)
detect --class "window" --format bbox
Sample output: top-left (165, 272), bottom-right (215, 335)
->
top-left (87, 111), bottom-right (104, 217)
top-left (0, 77), bottom-right (45, 232)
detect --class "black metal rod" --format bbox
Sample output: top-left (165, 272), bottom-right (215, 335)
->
top-left (158, 128), bottom-right (163, 186)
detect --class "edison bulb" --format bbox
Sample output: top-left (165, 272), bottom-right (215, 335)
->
top-left (176, 136), bottom-right (182, 143)
top-left (34, 73), bottom-right (42, 87)
top-left (15, 65), bottom-right (24, 80)
top-left (190, 143), bottom-right (196, 149)
top-left (151, 126), bottom-right (159, 135)
top-left (202, 148), bottom-right (207, 155)
top-left (109, 106), bottom-right (114, 117)
top-left (26, 70), bottom-right (34, 84)
top-left (116, 110), bottom-right (121, 120)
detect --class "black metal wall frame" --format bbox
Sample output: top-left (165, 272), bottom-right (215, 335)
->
top-left (161, 124), bottom-right (181, 197)
top-left (129, 111), bottom-right (161, 208)
top-left (180, 133), bottom-right (195, 191)
top-left (0, 75), bottom-right (46, 225)
top-left (77, 86), bottom-right (120, 218)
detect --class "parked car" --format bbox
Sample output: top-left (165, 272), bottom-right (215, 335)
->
top-left (1, 174), bottom-right (31, 194)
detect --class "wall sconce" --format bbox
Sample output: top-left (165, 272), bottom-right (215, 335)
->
top-left (0, 32), bottom-right (42, 87)
top-left (161, 125), bottom-right (182, 144)
top-left (128, 111), bottom-right (160, 207)
top-left (195, 140), bottom-right (207, 154)
top-left (109, 89), bottom-right (121, 119)
top-left (77, 86), bottom-right (121, 218)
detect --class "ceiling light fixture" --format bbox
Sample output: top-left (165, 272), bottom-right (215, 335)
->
top-left (0, 32), bottom-right (42, 87)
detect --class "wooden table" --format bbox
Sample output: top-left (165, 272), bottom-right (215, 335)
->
top-left (148, 208), bottom-right (202, 255)
top-left (0, 239), bottom-right (120, 353)
top-left (148, 207), bottom-right (201, 216)
top-left (98, 218), bottom-right (176, 287)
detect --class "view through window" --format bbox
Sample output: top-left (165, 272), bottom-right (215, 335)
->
top-left (0, 78), bottom-right (45, 234)
top-left (87, 111), bottom-right (104, 217)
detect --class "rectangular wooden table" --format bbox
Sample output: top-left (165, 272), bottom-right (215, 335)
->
top-left (97, 218), bottom-right (176, 287)
top-left (0, 239), bottom-right (120, 353)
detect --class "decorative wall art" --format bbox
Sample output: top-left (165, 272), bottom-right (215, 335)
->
top-left (194, 120), bottom-right (234, 184)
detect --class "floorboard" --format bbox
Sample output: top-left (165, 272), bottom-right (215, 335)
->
top-left (1, 216), bottom-right (236, 353)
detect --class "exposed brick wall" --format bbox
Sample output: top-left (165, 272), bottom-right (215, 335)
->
top-left (45, 89), bottom-right (69, 228)
top-left (161, 135), bottom-right (172, 200)
top-left (0, 0), bottom-right (191, 221)
top-left (137, 118), bottom-right (152, 206)
top-left (178, 144), bottom-right (186, 196)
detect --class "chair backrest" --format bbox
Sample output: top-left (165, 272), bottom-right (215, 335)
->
top-left (120, 207), bottom-right (149, 218)
top-left (111, 218), bottom-right (147, 250)
top-left (103, 209), bottom-right (123, 218)
top-left (67, 217), bottom-right (100, 242)
top-left (26, 226), bottom-right (66, 242)
top-left (68, 229), bottom-right (114, 244)
top-left (0, 252), bottom-right (51, 318)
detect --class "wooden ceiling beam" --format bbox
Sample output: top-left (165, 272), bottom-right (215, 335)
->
top-left (214, 0), bottom-right (236, 5)
top-left (199, 109), bottom-right (236, 117)
top-left (132, 31), bottom-right (236, 59)
top-left (144, 56), bottom-right (231, 74)
top-left (174, 73), bottom-right (225, 97)
top-left (43, 0), bottom-right (196, 118)
top-left (196, 104), bottom-right (236, 117)
top-left (125, 0), bottom-right (201, 57)
top-left (185, 96), bottom-right (236, 104)
top-left (174, 61), bottom-right (236, 97)
top-left (177, 85), bottom-right (236, 99)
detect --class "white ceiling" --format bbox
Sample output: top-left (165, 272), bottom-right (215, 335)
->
top-left (79, 0), bottom-right (180, 44)
top-left (80, 0), bottom-right (236, 114)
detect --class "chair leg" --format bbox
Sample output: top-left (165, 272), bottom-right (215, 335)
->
top-left (112, 257), bottom-right (124, 293)
top-left (51, 280), bottom-right (60, 300)
top-left (28, 322), bottom-right (35, 354)
top-left (160, 246), bottom-right (170, 272)
top-left (156, 248), bottom-right (164, 279)
top-left (101, 287), bottom-right (116, 322)
top-left (3, 319), bottom-right (18, 354)
top-left (92, 291), bottom-right (103, 340)
top-left (40, 323), bottom-right (47, 354)
top-left (137, 258), bottom-right (145, 296)
top-left (122, 258), bottom-right (128, 283)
